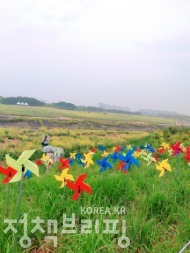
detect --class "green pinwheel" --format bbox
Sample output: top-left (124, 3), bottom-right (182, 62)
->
top-left (6, 150), bottom-right (39, 183)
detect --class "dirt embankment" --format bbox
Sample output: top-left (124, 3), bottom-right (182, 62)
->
top-left (0, 114), bottom-right (178, 131)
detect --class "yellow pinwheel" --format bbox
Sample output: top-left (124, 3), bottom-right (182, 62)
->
top-left (70, 152), bottom-right (76, 159)
top-left (156, 159), bottom-right (171, 177)
top-left (161, 142), bottom-right (169, 149)
top-left (41, 154), bottom-right (53, 168)
top-left (84, 152), bottom-right (94, 159)
top-left (6, 150), bottom-right (39, 183)
top-left (102, 151), bottom-right (109, 157)
top-left (133, 151), bottom-right (141, 158)
top-left (81, 152), bottom-right (94, 168)
top-left (168, 148), bottom-right (173, 156)
top-left (81, 157), bottom-right (94, 168)
top-left (54, 168), bottom-right (74, 188)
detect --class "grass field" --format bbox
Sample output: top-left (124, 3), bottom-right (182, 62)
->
top-left (0, 125), bottom-right (190, 252)
top-left (0, 104), bottom-right (176, 125)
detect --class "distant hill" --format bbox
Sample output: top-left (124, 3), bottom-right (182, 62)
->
top-left (98, 103), bottom-right (130, 112)
top-left (1, 96), bottom-right (45, 106)
top-left (138, 109), bottom-right (178, 117)
top-left (53, 101), bottom-right (77, 110)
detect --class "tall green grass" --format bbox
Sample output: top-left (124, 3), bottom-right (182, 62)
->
top-left (0, 130), bottom-right (190, 252)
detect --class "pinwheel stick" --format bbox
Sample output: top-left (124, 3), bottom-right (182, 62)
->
top-left (77, 192), bottom-right (81, 231)
top-left (102, 172), bottom-right (104, 192)
top-left (126, 175), bottom-right (127, 199)
top-left (14, 165), bottom-right (25, 252)
top-left (178, 240), bottom-right (190, 253)
top-left (178, 153), bottom-right (181, 172)
top-left (7, 173), bottom-right (11, 215)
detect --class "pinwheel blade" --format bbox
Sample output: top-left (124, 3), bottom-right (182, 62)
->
top-left (6, 155), bottom-right (20, 171)
top-left (17, 150), bottom-right (36, 165)
top-left (24, 160), bottom-right (39, 177)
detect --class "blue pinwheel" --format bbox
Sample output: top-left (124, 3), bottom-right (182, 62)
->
top-left (75, 154), bottom-right (85, 166)
top-left (69, 158), bottom-right (75, 165)
top-left (24, 170), bottom-right (32, 179)
top-left (97, 157), bottom-right (112, 172)
top-left (98, 145), bottom-right (106, 152)
top-left (76, 154), bottom-right (82, 160)
top-left (141, 144), bottom-right (155, 153)
top-left (118, 148), bottom-right (139, 172)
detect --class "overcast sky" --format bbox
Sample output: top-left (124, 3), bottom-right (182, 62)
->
top-left (0, 0), bottom-right (190, 114)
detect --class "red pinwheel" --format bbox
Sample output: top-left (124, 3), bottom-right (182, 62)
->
top-left (91, 147), bottom-right (97, 153)
top-left (113, 146), bottom-right (121, 152)
top-left (157, 147), bottom-right (166, 154)
top-left (0, 166), bottom-right (17, 184)
top-left (67, 174), bottom-right (92, 200)
top-left (184, 146), bottom-right (190, 163)
top-left (153, 155), bottom-right (159, 162)
top-left (116, 161), bottom-right (128, 174)
top-left (59, 158), bottom-right (70, 170)
top-left (171, 142), bottom-right (183, 156)
top-left (36, 159), bottom-right (43, 165)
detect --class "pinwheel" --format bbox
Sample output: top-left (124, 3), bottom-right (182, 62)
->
top-left (59, 158), bottom-right (70, 170)
top-left (156, 159), bottom-right (171, 177)
top-left (116, 161), bottom-right (125, 171)
top-left (133, 151), bottom-right (141, 158)
top-left (171, 142), bottom-right (183, 156)
top-left (0, 166), bottom-right (17, 184)
top-left (126, 145), bottom-right (132, 150)
top-left (98, 145), bottom-right (106, 152)
top-left (54, 168), bottom-right (74, 188)
top-left (69, 158), bottom-right (75, 165)
top-left (70, 152), bottom-right (76, 159)
top-left (91, 147), bottom-right (97, 153)
top-left (116, 161), bottom-right (128, 174)
top-left (6, 150), bottom-right (39, 183)
top-left (81, 152), bottom-right (94, 168)
top-left (97, 157), bottom-right (112, 172)
top-left (102, 151), bottom-right (109, 157)
top-left (171, 142), bottom-right (184, 171)
top-left (142, 153), bottom-right (156, 166)
top-left (184, 146), bottom-right (190, 163)
top-left (67, 174), bottom-right (92, 200)
top-left (76, 154), bottom-right (82, 160)
top-left (118, 149), bottom-right (139, 199)
top-left (167, 148), bottom-right (173, 156)
top-left (24, 170), bottom-right (32, 179)
top-left (81, 156), bottom-right (94, 168)
top-left (41, 154), bottom-right (53, 170)
top-left (5, 150), bottom-right (39, 250)
top-left (36, 159), bottom-right (43, 166)
top-left (0, 166), bottom-right (18, 214)
top-left (118, 148), bottom-right (139, 172)
top-left (139, 150), bottom-right (148, 159)
top-left (141, 144), bottom-right (155, 153)
top-left (161, 142), bottom-right (170, 149)
top-left (157, 147), bottom-right (166, 154)
top-left (153, 155), bottom-right (159, 162)
top-left (75, 154), bottom-right (84, 165)
top-left (83, 152), bottom-right (94, 160)
top-left (113, 146), bottom-right (121, 152)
